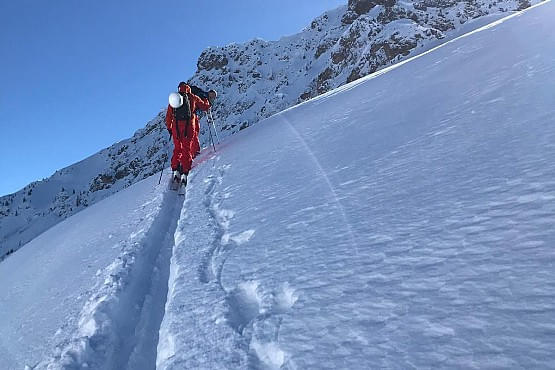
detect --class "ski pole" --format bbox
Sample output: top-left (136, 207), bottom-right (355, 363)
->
top-left (208, 108), bottom-right (220, 144)
top-left (207, 114), bottom-right (217, 152)
top-left (158, 156), bottom-right (166, 185)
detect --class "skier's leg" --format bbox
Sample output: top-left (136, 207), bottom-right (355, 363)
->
top-left (192, 118), bottom-right (200, 156)
top-left (168, 134), bottom-right (182, 188)
top-left (180, 124), bottom-right (195, 174)
top-left (171, 135), bottom-right (181, 171)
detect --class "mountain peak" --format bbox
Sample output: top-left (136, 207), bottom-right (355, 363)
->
top-left (349, 0), bottom-right (396, 14)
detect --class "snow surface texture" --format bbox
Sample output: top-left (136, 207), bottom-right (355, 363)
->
top-left (1, 2), bottom-right (554, 368)
top-left (0, 174), bottom-right (183, 369)
top-left (158, 3), bottom-right (555, 369)
top-left (0, 0), bottom-right (540, 262)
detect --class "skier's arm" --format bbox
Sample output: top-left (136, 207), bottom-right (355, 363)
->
top-left (165, 105), bottom-right (173, 133)
top-left (192, 94), bottom-right (211, 112)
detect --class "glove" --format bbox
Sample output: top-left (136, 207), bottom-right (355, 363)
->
top-left (208, 90), bottom-right (217, 103)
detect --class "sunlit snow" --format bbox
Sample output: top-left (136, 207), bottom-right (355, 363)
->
top-left (1, 2), bottom-right (554, 369)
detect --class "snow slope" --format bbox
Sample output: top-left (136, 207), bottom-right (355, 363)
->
top-left (0, 174), bottom-right (183, 369)
top-left (158, 2), bottom-right (555, 369)
top-left (1, 1), bottom-right (554, 369)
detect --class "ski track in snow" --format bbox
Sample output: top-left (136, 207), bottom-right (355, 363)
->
top-left (157, 155), bottom-right (246, 369)
top-left (158, 155), bottom-right (296, 369)
top-left (37, 171), bottom-right (184, 370)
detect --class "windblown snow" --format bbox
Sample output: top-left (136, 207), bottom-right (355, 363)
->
top-left (1, 2), bottom-right (555, 369)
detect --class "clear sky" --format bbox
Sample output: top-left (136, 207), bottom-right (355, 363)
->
top-left (0, 0), bottom-right (346, 197)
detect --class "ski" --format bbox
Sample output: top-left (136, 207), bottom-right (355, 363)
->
top-left (169, 171), bottom-right (181, 191)
top-left (177, 174), bottom-right (187, 195)
top-left (169, 178), bottom-right (180, 191)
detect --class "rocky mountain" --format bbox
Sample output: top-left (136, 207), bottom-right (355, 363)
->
top-left (0, 0), bottom-right (540, 260)
top-left (0, 113), bottom-right (169, 260)
top-left (189, 0), bottom-right (539, 138)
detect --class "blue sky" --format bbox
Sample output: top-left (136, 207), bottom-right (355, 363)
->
top-left (0, 0), bottom-right (346, 196)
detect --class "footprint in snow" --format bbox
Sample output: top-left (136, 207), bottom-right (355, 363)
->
top-left (221, 229), bottom-right (255, 246)
top-left (225, 280), bottom-right (298, 334)
top-left (226, 280), bottom-right (262, 334)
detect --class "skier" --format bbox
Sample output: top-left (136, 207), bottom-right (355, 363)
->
top-left (191, 87), bottom-right (217, 157)
top-left (166, 82), bottom-right (212, 186)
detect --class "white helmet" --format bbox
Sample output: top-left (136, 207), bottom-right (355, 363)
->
top-left (169, 92), bottom-right (183, 108)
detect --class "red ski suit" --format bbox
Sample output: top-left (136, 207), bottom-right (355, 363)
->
top-left (166, 85), bottom-right (211, 173)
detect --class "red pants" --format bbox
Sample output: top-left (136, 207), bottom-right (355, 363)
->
top-left (171, 120), bottom-right (195, 173)
top-left (192, 119), bottom-right (200, 155)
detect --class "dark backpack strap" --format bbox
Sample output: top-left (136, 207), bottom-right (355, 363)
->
top-left (172, 107), bottom-right (179, 139)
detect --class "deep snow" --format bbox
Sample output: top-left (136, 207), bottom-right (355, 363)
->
top-left (158, 2), bottom-right (555, 368)
top-left (0, 175), bottom-right (183, 369)
top-left (1, 1), bottom-right (554, 369)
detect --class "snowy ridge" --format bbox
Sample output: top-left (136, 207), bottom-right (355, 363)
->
top-left (0, 113), bottom-right (170, 260)
top-left (0, 0), bottom-right (541, 262)
top-left (189, 0), bottom-right (542, 141)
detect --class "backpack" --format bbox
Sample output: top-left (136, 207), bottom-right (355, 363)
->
top-left (174, 93), bottom-right (191, 121)
top-left (190, 85), bottom-right (209, 100)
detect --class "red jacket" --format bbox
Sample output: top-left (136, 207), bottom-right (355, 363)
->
top-left (166, 85), bottom-right (210, 137)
